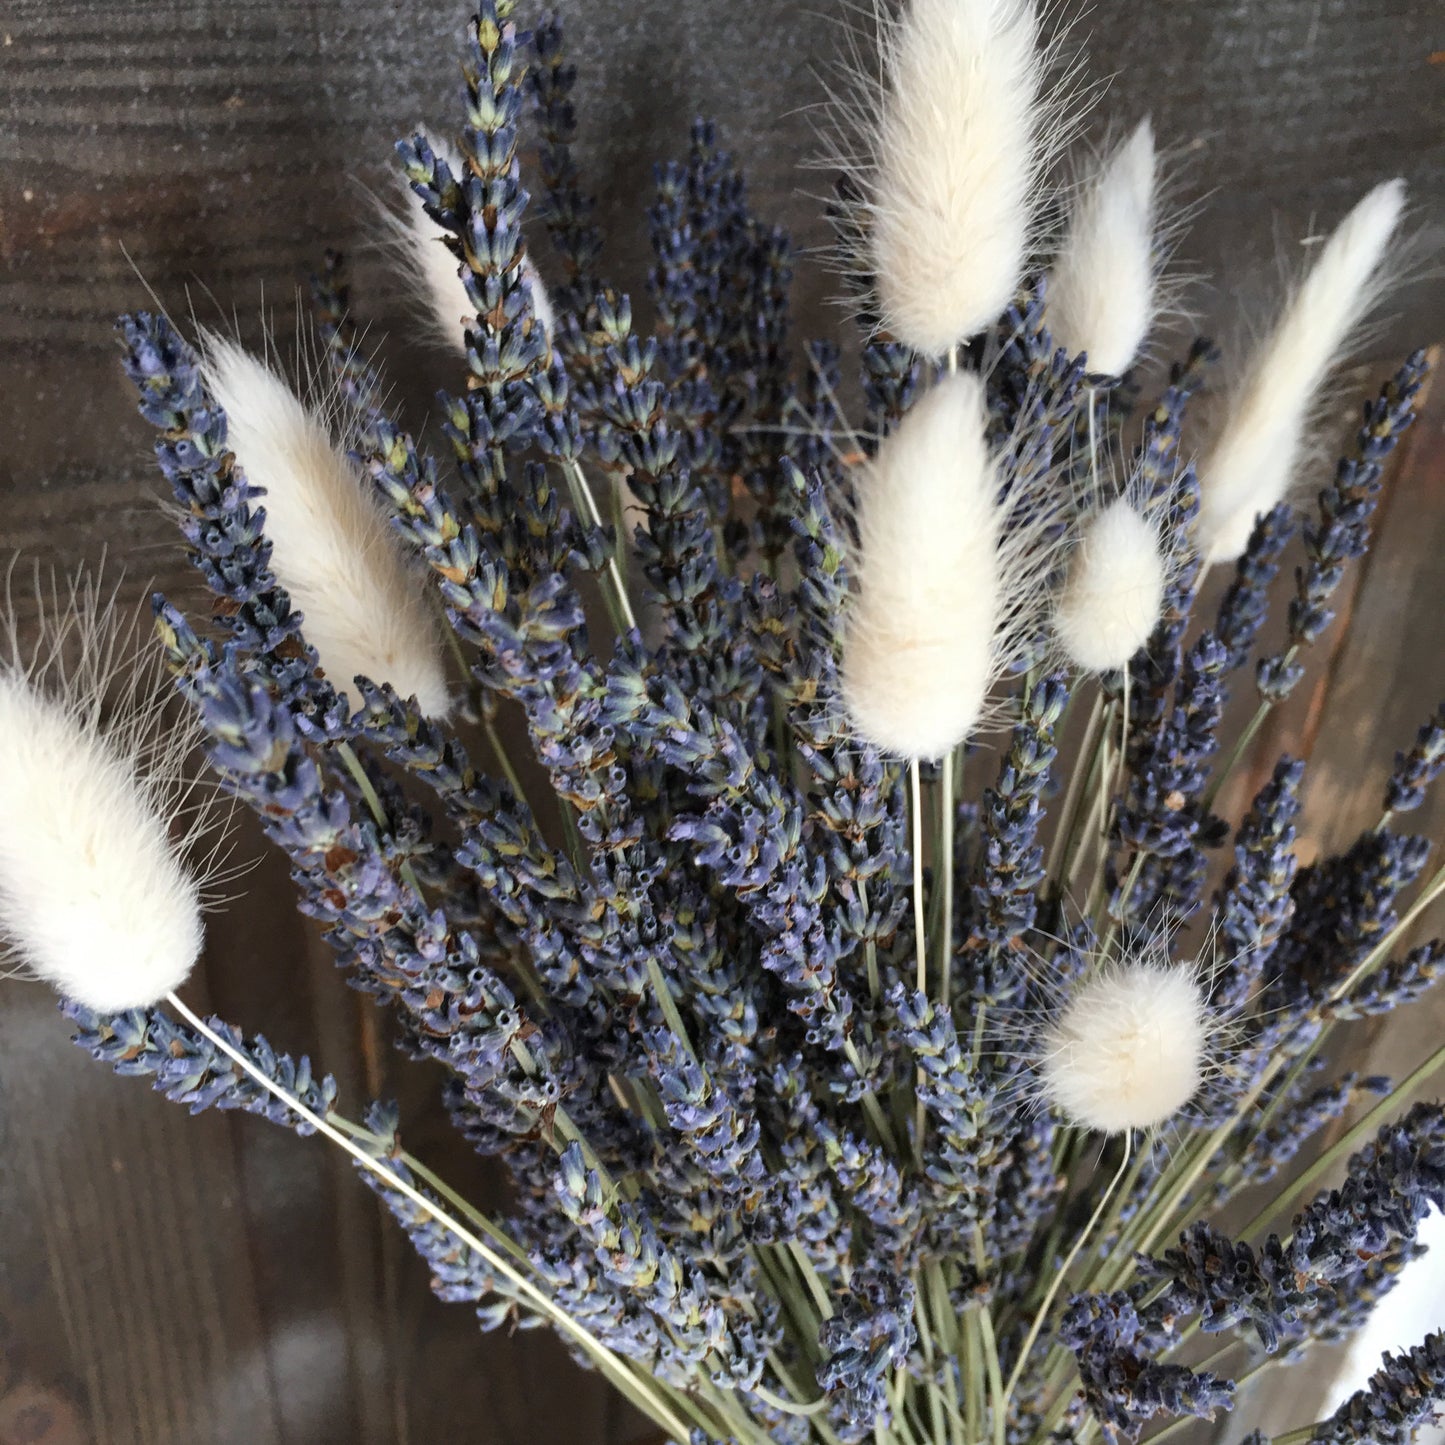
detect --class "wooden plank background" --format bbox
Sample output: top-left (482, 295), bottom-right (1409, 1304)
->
top-left (1, 0), bottom-right (1443, 1441)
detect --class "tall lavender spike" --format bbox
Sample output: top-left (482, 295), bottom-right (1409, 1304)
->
top-left (155, 610), bottom-right (586, 1161)
top-left (1258, 351), bottom-right (1430, 702)
top-left (65, 1001), bottom-right (337, 1134)
top-left (116, 312), bottom-right (339, 724)
top-left (1215, 503), bottom-right (1297, 675)
top-left (527, 13), bottom-right (605, 322)
top-left (1385, 701), bottom-right (1445, 815)
top-left (1212, 756), bottom-right (1305, 1015)
top-left (1310, 1331), bottom-right (1445, 1443)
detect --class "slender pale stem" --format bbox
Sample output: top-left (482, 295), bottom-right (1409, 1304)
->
top-left (163, 993), bottom-right (694, 1441)
top-left (787, 1240), bottom-right (835, 1323)
top-left (335, 739), bottom-right (428, 901)
top-left (1271, 1425), bottom-right (1329, 1445)
top-left (912, 1266), bottom-right (947, 1445)
top-left (1332, 861), bottom-right (1445, 1006)
top-left (911, 760), bottom-right (927, 996)
top-left (1050, 691), bottom-right (1107, 900)
top-left (1003, 1132), bottom-right (1135, 1409)
top-left (911, 758), bottom-right (929, 1158)
top-left (609, 468), bottom-right (632, 596)
top-left (1114, 668), bottom-right (1131, 813)
top-left (481, 711), bottom-right (530, 803)
top-left (858, 877), bottom-right (881, 1003)
top-left (1101, 851), bottom-right (1145, 945)
top-left (563, 456), bottom-right (638, 637)
top-left (939, 749), bottom-right (956, 1011)
top-left (972, 1222), bottom-right (1007, 1445)
top-left (1203, 678), bottom-right (1287, 814)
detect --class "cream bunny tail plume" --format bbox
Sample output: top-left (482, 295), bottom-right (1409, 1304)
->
top-left (0, 578), bottom-right (208, 1011)
top-left (1047, 119), bottom-right (1159, 377)
top-left (829, 0), bottom-right (1063, 356)
top-left (842, 372), bottom-right (1001, 759)
top-left (1197, 179), bottom-right (1406, 564)
top-left (200, 334), bottom-right (451, 716)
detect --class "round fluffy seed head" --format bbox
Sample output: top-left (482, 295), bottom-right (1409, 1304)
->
top-left (1047, 120), bottom-right (1158, 377)
top-left (1041, 959), bottom-right (1206, 1133)
top-left (1054, 498), bottom-right (1166, 672)
top-left (865, 0), bottom-right (1049, 355)
top-left (201, 335), bottom-right (451, 717)
top-left (841, 372), bottom-right (1000, 759)
top-left (0, 602), bottom-right (205, 1012)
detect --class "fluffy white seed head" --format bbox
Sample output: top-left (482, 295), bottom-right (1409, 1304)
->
top-left (1196, 178), bottom-right (1406, 565)
top-left (1041, 958), bottom-right (1207, 1134)
top-left (1047, 120), bottom-right (1159, 376)
top-left (384, 130), bottom-right (555, 355)
top-left (200, 335), bottom-right (451, 717)
top-left (828, 0), bottom-right (1064, 356)
top-left (841, 372), bottom-right (1005, 759)
top-left (0, 582), bottom-right (207, 1012)
top-left (1054, 496), bottom-right (1167, 672)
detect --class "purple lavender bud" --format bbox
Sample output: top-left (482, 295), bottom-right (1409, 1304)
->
top-left (1385, 702), bottom-right (1445, 815)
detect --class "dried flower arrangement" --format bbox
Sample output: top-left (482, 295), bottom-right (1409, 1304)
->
top-left (2, 1), bottom-right (1443, 1442)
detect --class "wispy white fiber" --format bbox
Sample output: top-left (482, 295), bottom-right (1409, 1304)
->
top-left (1197, 178), bottom-right (1406, 565)
top-left (825, 0), bottom-right (1067, 356)
top-left (0, 578), bottom-right (207, 1012)
top-left (383, 129), bottom-right (555, 355)
top-left (1054, 495), bottom-right (1167, 672)
top-left (842, 371), bottom-right (1060, 759)
top-left (200, 335), bottom-right (451, 717)
top-left (1047, 120), bottom-right (1159, 377)
top-left (1040, 957), bottom-right (1207, 1134)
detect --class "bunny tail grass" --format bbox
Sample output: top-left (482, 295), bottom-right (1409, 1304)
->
top-left (0, 577), bottom-right (208, 1012)
top-left (830, 0), bottom-right (1067, 356)
top-left (1040, 957), bottom-right (1209, 1134)
top-left (199, 333), bottom-right (452, 717)
top-left (1196, 178), bottom-right (1406, 565)
top-left (1054, 495), bottom-right (1168, 673)
top-left (1047, 119), bottom-right (1159, 377)
top-left (842, 371), bottom-right (1002, 760)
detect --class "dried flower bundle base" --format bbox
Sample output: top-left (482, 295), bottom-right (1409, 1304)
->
top-left (5, 2), bottom-right (1443, 1443)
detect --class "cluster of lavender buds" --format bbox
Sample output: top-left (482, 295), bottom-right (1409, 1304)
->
top-left (5, 2), bottom-right (1444, 1443)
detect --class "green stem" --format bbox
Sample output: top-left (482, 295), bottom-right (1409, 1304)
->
top-left (787, 1241), bottom-right (835, 1324)
top-left (1202, 678), bottom-right (1286, 814)
top-left (926, 1260), bottom-right (965, 1445)
top-left (1003, 1132), bottom-right (1134, 1409)
top-left (1270, 1425), bottom-right (1325, 1445)
top-left (973, 1224), bottom-right (1007, 1445)
top-left (858, 877), bottom-right (882, 1004)
top-left (939, 750), bottom-right (957, 1013)
top-left (911, 758), bottom-right (928, 1163)
top-left (609, 467), bottom-right (632, 596)
top-left (1239, 1035), bottom-right (1445, 1242)
top-left (480, 710), bottom-right (530, 805)
top-left (912, 1266), bottom-right (948, 1445)
top-left (963, 1294), bottom-right (984, 1445)
top-left (646, 955), bottom-right (699, 1064)
top-left (1330, 861), bottom-right (1445, 1007)
top-left (1050, 691), bottom-right (1108, 903)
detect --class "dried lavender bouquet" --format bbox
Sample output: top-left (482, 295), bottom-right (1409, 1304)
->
top-left (3, 1), bottom-right (1443, 1442)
